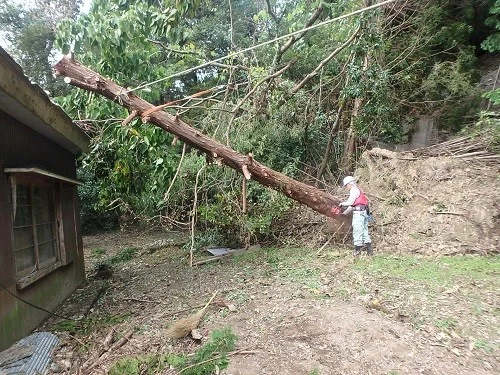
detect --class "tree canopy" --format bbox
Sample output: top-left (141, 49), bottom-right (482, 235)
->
top-left (1, 0), bottom-right (497, 243)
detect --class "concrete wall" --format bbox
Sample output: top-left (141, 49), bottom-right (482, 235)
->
top-left (369, 116), bottom-right (435, 151)
top-left (0, 111), bottom-right (85, 351)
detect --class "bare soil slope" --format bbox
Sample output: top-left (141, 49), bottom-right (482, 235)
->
top-left (357, 150), bottom-right (500, 255)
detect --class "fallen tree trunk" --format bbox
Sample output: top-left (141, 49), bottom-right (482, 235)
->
top-left (54, 56), bottom-right (343, 218)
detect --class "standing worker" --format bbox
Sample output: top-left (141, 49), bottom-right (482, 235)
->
top-left (338, 176), bottom-right (373, 255)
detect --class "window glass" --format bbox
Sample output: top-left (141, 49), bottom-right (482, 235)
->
top-left (16, 184), bottom-right (30, 205)
top-left (14, 226), bottom-right (34, 250)
top-left (39, 241), bottom-right (56, 264)
top-left (36, 223), bottom-right (54, 244)
top-left (13, 180), bottom-right (58, 277)
top-left (15, 247), bottom-right (36, 274)
top-left (34, 186), bottom-right (53, 224)
top-left (15, 184), bottom-right (32, 227)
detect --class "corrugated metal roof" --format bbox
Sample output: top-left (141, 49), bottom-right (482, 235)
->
top-left (0, 332), bottom-right (59, 375)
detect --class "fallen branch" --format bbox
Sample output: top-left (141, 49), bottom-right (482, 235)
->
top-left (84, 286), bottom-right (107, 317)
top-left (433, 211), bottom-right (466, 216)
top-left (190, 165), bottom-right (205, 267)
top-left (54, 57), bottom-right (343, 219)
top-left (164, 143), bottom-right (187, 202)
top-left (82, 331), bottom-right (133, 374)
top-left (121, 110), bottom-right (138, 126)
top-left (121, 297), bottom-right (169, 305)
top-left (316, 222), bottom-right (346, 256)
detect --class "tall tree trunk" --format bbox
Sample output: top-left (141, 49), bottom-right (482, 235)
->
top-left (340, 53), bottom-right (369, 173)
top-left (316, 100), bottom-right (345, 183)
top-left (54, 56), bottom-right (346, 219)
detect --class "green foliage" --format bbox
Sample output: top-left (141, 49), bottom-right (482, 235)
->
top-left (483, 88), bottom-right (500, 105)
top-left (108, 327), bottom-right (237, 375)
top-left (109, 353), bottom-right (186, 375)
top-left (107, 247), bottom-right (137, 265)
top-left (44, 0), bottom-right (496, 242)
top-left (0, 0), bottom-right (82, 95)
top-left (53, 314), bottom-right (129, 335)
top-left (481, 0), bottom-right (500, 52)
top-left (90, 248), bottom-right (106, 257)
top-left (93, 247), bottom-right (138, 272)
top-left (435, 317), bottom-right (458, 330)
top-left (462, 112), bottom-right (500, 152)
top-left (181, 327), bottom-right (237, 375)
top-left (77, 166), bottom-right (119, 234)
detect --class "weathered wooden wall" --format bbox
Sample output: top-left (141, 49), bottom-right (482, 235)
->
top-left (0, 110), bottom-right (85, 351)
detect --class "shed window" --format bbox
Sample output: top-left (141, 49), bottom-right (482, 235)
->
top-left (13, 180), bottom-right (58, 279)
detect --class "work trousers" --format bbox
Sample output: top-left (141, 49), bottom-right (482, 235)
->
top-left (352, 211), bottom-right (371, 246)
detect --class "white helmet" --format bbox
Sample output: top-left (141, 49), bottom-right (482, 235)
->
top-left (342, 176), bottom-right (356, 186)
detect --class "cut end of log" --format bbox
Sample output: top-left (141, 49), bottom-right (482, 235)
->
top-left (242, 165), bottom-right (251, 180)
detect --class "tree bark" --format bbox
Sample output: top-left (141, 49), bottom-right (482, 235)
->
top-left (316, 100), bottom-right (345, 183)
top-left (54, 56), bottom-right (344, 219)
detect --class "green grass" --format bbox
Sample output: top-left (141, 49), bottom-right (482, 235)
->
top-left (108, 247), bottom-right (138, 265)
top-left (435, 317), bottom-right (458, 330)
top-left (353, 255), bottom-right (500, 287)
top-left (108, 328), bottom-right (237, 375)
top-left (264, 248), bottom-right (321, 285)
top-left (231, 247), bottom-right (322, 286)
top-left (109, 353), bottom-right (186, 375)
top-left (91, 247), bottom-right (106, 257)
top-left (474, 339), bottom-right (494, 353)
top-left (93, 247), bottom-right (138, 271)
top-left (53, 314), bottom-right (129, 335)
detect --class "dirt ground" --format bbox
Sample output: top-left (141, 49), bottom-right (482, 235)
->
top-left (40, 227), bottom-right (499, 375)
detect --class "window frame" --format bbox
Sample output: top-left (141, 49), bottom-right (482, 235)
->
top-left (10, 174), bottom-right (63, 289)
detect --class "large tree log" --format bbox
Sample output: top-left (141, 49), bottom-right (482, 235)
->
top-left (54, 56), bottom-right (344, 219)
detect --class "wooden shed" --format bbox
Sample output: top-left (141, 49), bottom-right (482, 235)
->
top-left (0, 47), bottom-right (89, 351)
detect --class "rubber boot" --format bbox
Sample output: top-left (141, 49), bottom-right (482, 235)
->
top-left (354, 246), bottom-right (362, 256)
top-left (365, 242), bottom-right (373, 255)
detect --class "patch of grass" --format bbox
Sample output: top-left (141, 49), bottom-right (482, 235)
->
top-left (263, 247), bottom-right (321, 285)
top-left (231, 249), bottom-right (261, 263)
top-left (474, 339), bottom-right (494, 353)
top-left (108, 247), bottom-right (138, 265)
top-left (433, 201), bottom-right (447, 212)
top-left (109, 353), bottom-right (186, 375)
top-left (94, 247), bottom-right (138, 271)
top-left (227, 290), bottom-right (249, 304)
top-left (181, 327), bottom-right (237, 375)
top-left (353, 255), bottom-right (500, 287)
top-left (108, 328), bottom-right (237, 375)
top-left (435, 317), bottom-right (458, 331)
top-left (309, 369), bottom-right (320, 375)
top-left (91, 247), bottom-right (106, 257)
top-left (472, 304), bottom-right (485, 316)
top-left (53, 314), bottom-right (129, 335)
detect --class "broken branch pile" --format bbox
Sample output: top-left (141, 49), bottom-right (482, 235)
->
top-left (405, 135), bottom-right (499, 163)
